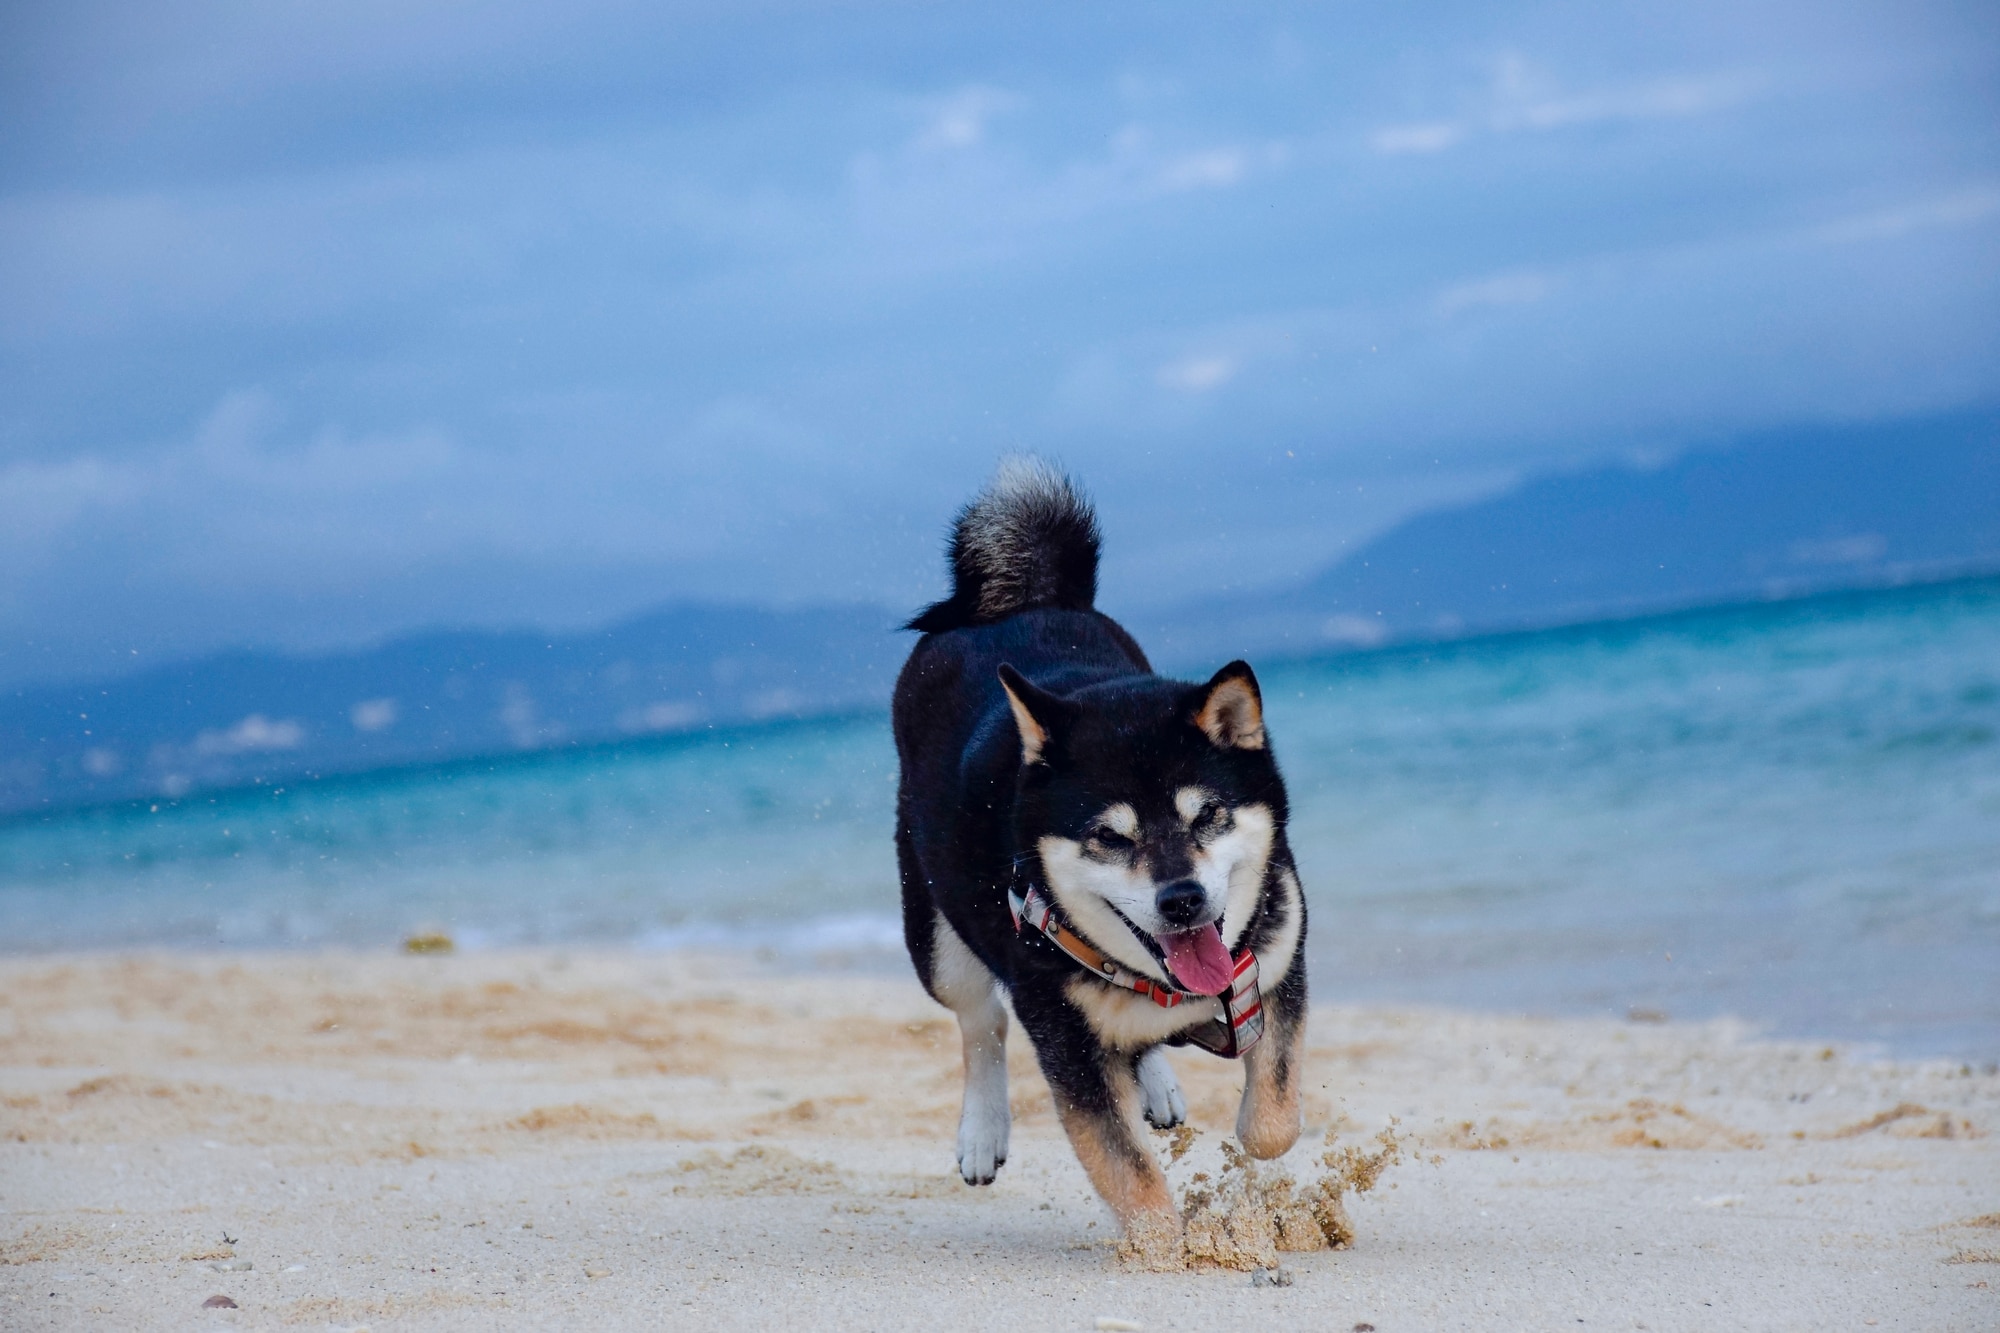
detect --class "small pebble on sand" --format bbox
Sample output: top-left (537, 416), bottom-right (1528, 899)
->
top-left (1094, 1319), bottom-right (1143, 1332)
top-left (1251, 1266), bottom-right (1294, 1287)
top-left (202, 1294), bottom-right (238, 1309)
top-left (585, 1267), bottom-right (610, 1279)
top-left (211, 1258), bottom-right (252, 1272)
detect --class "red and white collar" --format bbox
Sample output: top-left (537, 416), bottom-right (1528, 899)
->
top-left (1008, 880), bottom-right (1263, 1058)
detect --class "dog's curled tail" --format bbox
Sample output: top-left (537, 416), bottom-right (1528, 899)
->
top-left (907, 456), bottom-right (1100, 632)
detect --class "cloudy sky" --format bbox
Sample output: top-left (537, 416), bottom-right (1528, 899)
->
top-left (3, 0), bottom-right (1996, 685)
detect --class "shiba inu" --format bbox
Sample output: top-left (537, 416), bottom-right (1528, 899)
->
top-left (894, 459), bottom-right (1308, 1244)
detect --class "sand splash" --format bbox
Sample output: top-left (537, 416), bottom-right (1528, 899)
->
top-left (1121, 1121), bottom-right (1407, 1272)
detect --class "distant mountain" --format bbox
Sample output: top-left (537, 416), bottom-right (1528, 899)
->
top-left (1137, 409), bottom-right (2000, 667)
top-left (7, 410), bottom-right (1996, 816)
top-left (0, 603), bottom-right (901, 815)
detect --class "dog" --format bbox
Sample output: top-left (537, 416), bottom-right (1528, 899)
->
top-left (894, 458), bottom-right (1308, 1244)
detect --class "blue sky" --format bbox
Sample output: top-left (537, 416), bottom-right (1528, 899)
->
top-left (2, 1), bottom-right (1996, 685)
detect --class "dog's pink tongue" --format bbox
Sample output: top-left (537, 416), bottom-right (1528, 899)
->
top-left (1160, 924), bottom-right (1234, 995)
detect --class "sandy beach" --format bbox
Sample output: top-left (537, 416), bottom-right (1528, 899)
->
top-left (1, 949), bottom-right (1995, 1331)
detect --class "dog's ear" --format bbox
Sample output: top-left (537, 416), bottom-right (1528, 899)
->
top-left (1193, 660), bottom-right (1265, 751)
top-left (998, 664), bottom-right (1071, 767)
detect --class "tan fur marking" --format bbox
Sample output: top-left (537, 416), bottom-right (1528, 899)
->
top-left (998, 675), bottom-right (1048, 765)
top-left (1096, 801), bottom-right (1139, 838)
top-left (1174, 785), bottom-right (1215, 823)
top-left (1236, 1010), bottom-right (1304, 1159)
top-left (1065, 974), bottom-right (1223, 1050)
top-left (1054, 1067), bottom-right (1176, 1232)
top-left (1196, 673), bottom-right (1265, 750)
top-left (1251, 864), bottom-right (1304, 988)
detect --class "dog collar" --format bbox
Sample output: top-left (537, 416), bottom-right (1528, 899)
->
top-left (1008, 880), bottom-right (1263, 1058)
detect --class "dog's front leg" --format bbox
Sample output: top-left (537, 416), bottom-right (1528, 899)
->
top-left (1052, 1060), bottom-right (1175, 1226)
top-left (1017, 990), bottom-right (1180, 1262)
top-left (1236, 959), bottom-right (1306, 1159)
top-left (1134, 1047), bottom-right (1186, 1128)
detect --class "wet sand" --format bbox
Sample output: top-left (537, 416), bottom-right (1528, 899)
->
top-left (2, 949), bottom-right (1996, 1330)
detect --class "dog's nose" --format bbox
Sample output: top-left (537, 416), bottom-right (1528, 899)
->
top-left (1155, 880), bottom-right (1207, 929)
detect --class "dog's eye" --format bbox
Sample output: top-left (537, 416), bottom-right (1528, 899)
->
top-left (1084, 826), bottom-right (1134, 855)
top-left (1194, 802), bottom-right (1231, 833)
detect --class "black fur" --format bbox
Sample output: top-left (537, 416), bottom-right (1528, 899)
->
top-left (893, 462), bottom-right (1309, 1208)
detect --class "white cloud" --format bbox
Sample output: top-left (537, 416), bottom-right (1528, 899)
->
top-left (1156, 354), bottom-right (1240, 393)
top-left (841, 109), bottom-right (1293, 278)
top-left (1789, 533), bottom-right (1886, 566)
top-left (618, 701), bottom-right (701, 733)
top-left (194, 714), bottom-right (305, 755)
top-left (350, 697), bottom-right (399, 732)
top-left (0, 387), bottom-right (458, 576)
top-left (1435, 271), bottom-right (1555, 318)
top-left (1370, 59), bottom-right (1759, 158)
top-left (498, 682), bottom-right (566, 747)
top-left (746, 688), bottom-right (808, 719)
top-left (1371, 123), bottom-right (1464, 156)
top-left (1157, 149), bottom-right (1247, 192)
top-left (0, 456), bottom-right (140, 558)
top-left (913, 86), bottom-right (1020, 152)
top-left (1321, 615), bottom-right (1388, 648)
top-left (1502, 73), bottom-right (1757, 132)
top-left (1813, 186), bottom-right (2000, 245)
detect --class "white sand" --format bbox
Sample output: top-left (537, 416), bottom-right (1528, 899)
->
top-left (2, 950), bottom-right (1995, 1330)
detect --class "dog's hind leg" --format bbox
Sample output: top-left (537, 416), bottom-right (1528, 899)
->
top-left (1134, 1047), bottom-right (1186, 1129)
top-left (928, 911), bottom-right (1012, 1185)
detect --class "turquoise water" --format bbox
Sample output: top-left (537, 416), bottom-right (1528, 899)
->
top-left (4, 579), bottom-right (1997, 1060)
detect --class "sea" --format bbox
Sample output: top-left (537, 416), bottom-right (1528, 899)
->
top-left (3, 577), bottom-right (1997, 1063)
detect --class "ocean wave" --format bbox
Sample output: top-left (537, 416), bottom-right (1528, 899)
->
top-left (632, 912), bottom-right (905, 957)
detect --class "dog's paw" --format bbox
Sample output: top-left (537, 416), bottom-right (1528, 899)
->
top-left (1136, 1047), bottom-right (1187, 1129)
top-left (956, 1089), bottom-right (1011, 1185)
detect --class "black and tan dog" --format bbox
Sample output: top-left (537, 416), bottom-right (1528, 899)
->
top-left (894, 459), bottom-right (1308, 1243)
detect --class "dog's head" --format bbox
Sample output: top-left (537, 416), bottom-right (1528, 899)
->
top-left (999, 660), bottom-right (1285, 995)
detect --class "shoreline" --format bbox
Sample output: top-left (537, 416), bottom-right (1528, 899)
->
top-left (5, 933), bottom-right (1991, 1068)
top-left (2, 949), bottom-right (1996, 1329)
